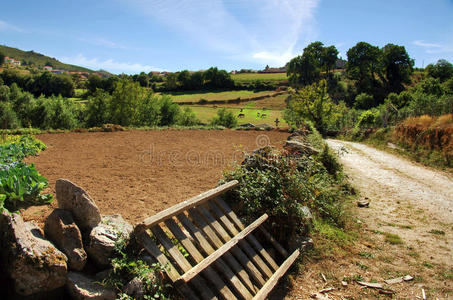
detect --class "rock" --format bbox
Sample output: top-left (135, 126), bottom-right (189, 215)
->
top-left (94, 269), bottom-right (113, 282)
top-left (86, 214), bottom-right (133, 267)
top-left (384, 277), bottom-right (403, 284)
top-left (255, 123), bottom-right (274, 130)
top-left (67, 272), bottom-right (116, 300)
top-left (341, 281), bottom-right (348, 287)
top-left (45, 209), bottom-right (87, 271)
top-left (0, 211), bottom-right (68, 296)
top-left (239, 123), bottom-right (255, 128)
top-left (403, 275), bottom-right (414, 281)
top-left (284, 140), bottom-right (320, 156)
top-left (56, 179), bottom-right (101, 231)
top-left (125, 277), bottom-right (146, 300)
top-left (357, 199), bottom-right (370, 207)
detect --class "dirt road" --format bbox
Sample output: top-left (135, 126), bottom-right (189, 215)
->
top-left (279, 140), bottom-right (453, 299)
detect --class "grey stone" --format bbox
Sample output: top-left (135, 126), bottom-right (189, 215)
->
top-left (45, 209), bottom-right (87, 271)
top-left (67, 272), bottom-right (116, 300)
top-left (125, 277), bottom-right (146, 300)
top-left (0, 211), bottom-right (68, 296)
top-left (56, 179), bottom-right (101, 231)
top-left (284, 140), bottom-right (320, 156)
top-left (86, 214), bottom-right (133, 267)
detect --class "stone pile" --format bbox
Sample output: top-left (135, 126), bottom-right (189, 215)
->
top-left (0, 179), bottom-right (135, 299)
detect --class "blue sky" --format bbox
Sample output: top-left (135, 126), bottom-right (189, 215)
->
top-left (1, 0), bottom-right (452, 74)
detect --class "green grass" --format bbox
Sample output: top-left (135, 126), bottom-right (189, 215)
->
top-left (428, 229), bottom-right (446, 235)
top-left (231, 72), bottom-right (288, 82)
top-left (163, 90), bottom-right (277, 103)
top-left (188, 105), bottom-right (286, 126)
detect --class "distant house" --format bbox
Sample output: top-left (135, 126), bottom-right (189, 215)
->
top-left (4, 56), bottom-right (21, 67)
top-left (43, 66), bottom-right (53, 71)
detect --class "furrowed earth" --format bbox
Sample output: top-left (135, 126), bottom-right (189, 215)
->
top-left (23, 129), bottom-right (290, 226)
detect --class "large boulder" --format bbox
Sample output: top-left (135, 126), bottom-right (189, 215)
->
top-left (67, 272), bottom-right (116, 300)
top-left (56, 179), bottom-right (101, 231)
top-left (45, 209), bottom-right (87, 271)
top-left (86, 214), bottom-right (133, 267)
top-left (0, 211), bottom-right (68, 296)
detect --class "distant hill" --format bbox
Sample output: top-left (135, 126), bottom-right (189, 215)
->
top-left (0, 45), bottom-right (93, 72)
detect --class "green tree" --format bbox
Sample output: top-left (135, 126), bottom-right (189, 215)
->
top-left (321, 45), bottom-right (339, 74)
top-left (164, 73), bottom-right (178, 91)
top-left (0, 52), bottom-right (5, 65)
top-left (86, 89), bottom-right (112, 127)
top-left (426, 59), bottom-right (453, 82)
top-left (284, 80), bottom-right (334, 134)
top-left (380, 43), bottom-right (414, 94)
top-left (346, 42), bottom-right (382, 96)
top-left (110, 79), bottom-right (145, 126)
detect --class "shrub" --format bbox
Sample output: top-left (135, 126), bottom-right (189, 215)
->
top-left (0, 102), bottom-right (20, 129)
top-left (354, 93), bottom-right (375, 109)
top-left (177, 106), bottom-right (200, 126)
top-left (211, 108), bottom-right (238, 128)
top-left (86, 89), bottom-right (112, 127)
top-left (356, 110), bottom-right (379, 128)
top-left (222, 140), bottom-right (349, 248)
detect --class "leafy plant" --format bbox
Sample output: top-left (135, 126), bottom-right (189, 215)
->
top-left (0, 135), bottom-right (52, 212)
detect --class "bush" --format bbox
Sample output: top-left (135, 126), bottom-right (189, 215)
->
top-left (222, 139), bottom-right (349, 248)
top-left (211, 108), bottom-right (238, 128)
top-left (354, 93), bottom-right (375, 109)
top-left (0, 102), bottom-right (20, 129)
top-left (177, 106), bottom-right (200, 126)
top-left (86, 89), bottom-right (112, 127)
top-left (356, 110), bottom-right (379, 129)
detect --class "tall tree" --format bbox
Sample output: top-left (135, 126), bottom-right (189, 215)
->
top-left (321, 45), bottom-right (339, 74)
top-left (346, 42), bottom-right (382, 97)
top-left (0, 52), bottom-right (5, 65)
top-left (380, 43), bottom-right (414, 94)
top-left (426, 59), bottom-right (453, 82)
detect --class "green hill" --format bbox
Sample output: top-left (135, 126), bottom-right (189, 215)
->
top-left (0, 45), bottom-right (93, 72)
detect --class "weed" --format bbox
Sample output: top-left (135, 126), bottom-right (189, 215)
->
top-left (358, 251), bottom-right (374, 258)
top-left (354, 262), bottom-right (369, 270)
top-left (352, 274), bottom-right (363, 282)
top-left (408, 251), bottom-right (420, 258)
top-left (423, 261), bottom-right (434, 269)
top-left (428, 229), bottom-right (445, 235)
top-left (384, 232), bottom-right (403, 245)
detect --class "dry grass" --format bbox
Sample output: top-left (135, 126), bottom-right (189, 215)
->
top-left (403, 114), bottom-right (453, 129)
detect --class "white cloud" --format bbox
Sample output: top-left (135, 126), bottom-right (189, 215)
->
top-left (413, 40), bottom-right (453, 54)
top-left (60, 54), bottom-right (165, 74)
top-left (122, 0), bottom-right (320, 66)
top-left (0, 20), bottom-right (24, 33)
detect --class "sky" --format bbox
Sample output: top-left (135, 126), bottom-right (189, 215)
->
top-left (1, 0), bottom-right (453, 74)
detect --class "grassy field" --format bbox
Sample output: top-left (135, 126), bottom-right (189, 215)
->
top-left (164, 90), bottom-right (277, 103)
top-left (215, 93), bottom-right (289, 110)
top-left (188, 105), bottom-right (287, 127)
top-left (231, 72), bottom-right (287, 82)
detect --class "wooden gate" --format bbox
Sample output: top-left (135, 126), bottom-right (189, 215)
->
top-left (135, 180), bottom-right (300, 300)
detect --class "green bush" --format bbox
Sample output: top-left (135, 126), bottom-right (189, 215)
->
top-left (356, 110), bottom-right (379, 128)
top-left (222, 140), bottom-right (349, 248)
top-left (177, 106), bottom-right (200, 126)
top-left (211, 108), bottom-right (238, 128)
top-left (0, 101), bottom-right (20, 129)
top-left (354, 93), bottom-right (375, 109)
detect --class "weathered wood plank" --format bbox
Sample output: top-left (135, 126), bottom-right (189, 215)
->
top-left (178, 213), bottom-right (254, 300)
top-left (252, 249), bottom-right (300, 300)
top-left (189, 208), bottom-right (260, 295)
top-left (151, 226), bottom-right (218, 300)
top-left (197, 206), bottom-right (267, 287)
top-left (137, 181), bottom-right (238, 232)
top-left (216, 198), bottom-right (288, 259)
top-left (177, 214), bottom-right (268, 284)
top-left (137, 231), bottom-right (199, 300)
top-left (208, 202), bottom-right (275, 277)
top-left (165, 218), bottom-right (237, 300)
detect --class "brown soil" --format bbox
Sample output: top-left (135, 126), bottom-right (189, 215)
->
top-left (277, 140), bottom-right (453, 299)
top-left (22, 129), bottom-right (289, 226)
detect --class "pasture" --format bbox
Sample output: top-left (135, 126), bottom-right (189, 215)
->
top-left (231, 72), bottom-right (288, 82)
top-left (23, 130), bottom-right (289, 225)
top-left (163, 90), bottom-right (276, 103)
top-left (188, 105), bottom-right (287, 127)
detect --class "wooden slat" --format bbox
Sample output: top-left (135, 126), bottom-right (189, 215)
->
top-left (216, 198), bottom-right (288, 258)
top-left (189, 208), bottom-right (260, 294)
top-left (197, 206), bottom-right (267, 287)
top-left (137, 232), bottom-right (199, 300)
top-left (151, 226), bottom-right (218, 300)
top-left (253, 249), bottom-right (300, 300)
top-left (137, 181), bottom-right (238, 232)
top-left (208, 202), bottom-right (276, 277)
top-left (165, 218), bottom-right (237, 300)
top-left (177, 214), bottom-right (268, 284)
top-left (178, 212), bottom-right (254, 300)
